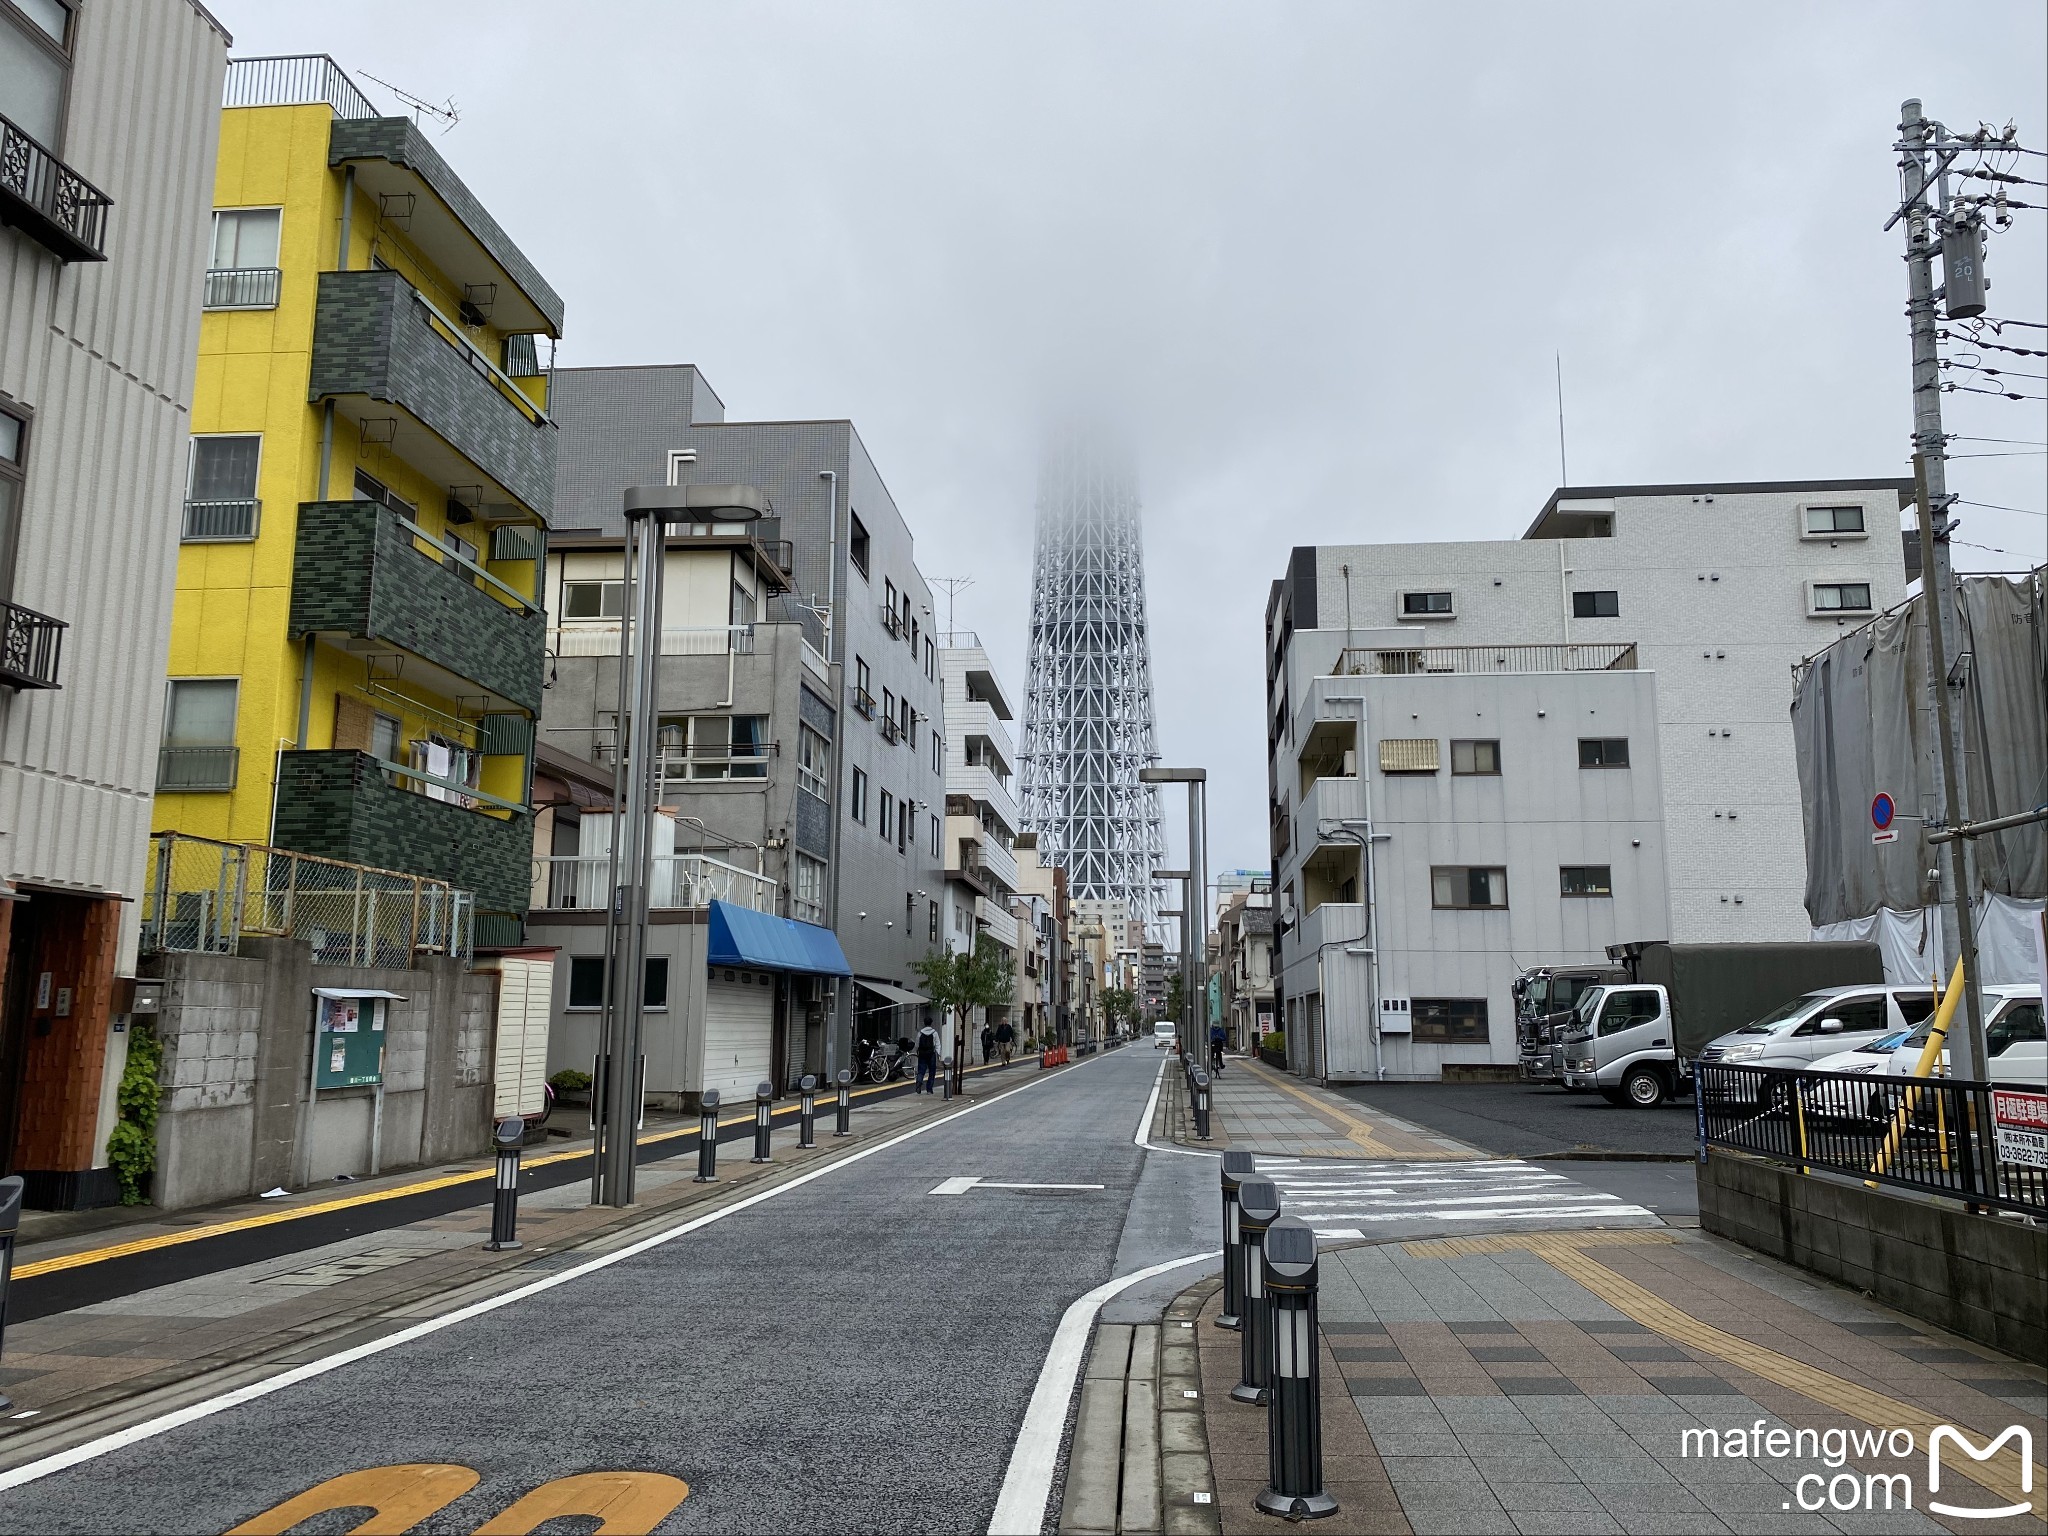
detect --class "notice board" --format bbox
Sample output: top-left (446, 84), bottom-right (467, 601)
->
top-left (315, 995), bottom-right (386, 1089)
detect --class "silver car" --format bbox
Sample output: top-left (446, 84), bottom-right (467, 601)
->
top-left (1698, 986), bottom-right (1939, 1103)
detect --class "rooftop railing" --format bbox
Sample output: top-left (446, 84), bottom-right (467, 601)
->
top-left (223, 55), bottom-right (379, 118)
top-left (537, 852), bottom-right (777, 915)
top-left (1335, 642), bottom-right (1638, 677)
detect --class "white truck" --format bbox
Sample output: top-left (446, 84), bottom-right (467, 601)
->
top-left (1558, 984), bottom-right (1685, 1107)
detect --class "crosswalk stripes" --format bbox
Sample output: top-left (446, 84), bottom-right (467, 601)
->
top-left (1255, 1157), bottom-right (1659, 1238)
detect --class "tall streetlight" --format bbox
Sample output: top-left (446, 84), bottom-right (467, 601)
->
top-left (1140, 767), bottom-right (1207, 1061)
top-left (593, 482), bottom-right (771, 1208)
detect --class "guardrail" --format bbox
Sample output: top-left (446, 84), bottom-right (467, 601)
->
top-left (537, 852), bottom-right (777, 914)
top-left (1697, 1061), bottom-right (2048, 1218)
top-left (223, 55), bottom-right (379, 118)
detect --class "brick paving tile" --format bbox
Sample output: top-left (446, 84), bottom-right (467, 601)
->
top-left (1335, 1346), bottom-right (1406, 1362)
top-left (1468, 1346), bottom-right (1546, 1363)
top-left (1326, 1321), bottom-right (1390, 1335)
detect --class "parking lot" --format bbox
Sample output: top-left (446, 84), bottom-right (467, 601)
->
top-left (1336, 1078), bottom-right (1698, 1158)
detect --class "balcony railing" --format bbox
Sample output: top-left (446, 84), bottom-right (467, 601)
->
top-left (223, 55), bottom-right (379, 118)
top-left (851, 687), bottom-right (877, 720)
top-left (0, 600), bottom-right (66, 689)
top-left (203, 267), bottom-right (282, 310)
top-left (183, 498), bottom-right (260, 541)
top-left (538, 853), bottom-right (777, 915)
top-left (0, 113), bottom-right (112, 263)
top-left (547, 625), bottom-right (755, 658)
top-left (157, 745), bottom-right (239, 791)
top-left (879, 714), bottom-right (903, 745)
top-left (1336, 642), bottom-right (1638, 677)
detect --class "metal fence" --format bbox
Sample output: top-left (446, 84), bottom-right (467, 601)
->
top-left (222, 55), bottom-right (379, 118)
top-left (202, 267), bottom-right (282, 310)
top-left (142, 833), bottom-right (473, 965)
top-left (1697, 1062), bottom-right (2048, 1217)
top-left (537, 853), bottom-right (777, 915)
top-left (1336, 642), bottom-right (1638, 677)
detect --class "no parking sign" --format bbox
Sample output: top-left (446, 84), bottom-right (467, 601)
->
top-left (1871, 792), bottom-right (1898, 845)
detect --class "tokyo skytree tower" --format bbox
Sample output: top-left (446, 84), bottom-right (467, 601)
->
top-left (1018, 430), bottom-right (1166, 928)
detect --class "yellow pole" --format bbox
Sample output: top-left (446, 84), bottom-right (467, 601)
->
top-left (1869, 957), bottom-right (1964, 1181)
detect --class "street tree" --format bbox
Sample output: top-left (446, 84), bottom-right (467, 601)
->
top-left (1101, 987), bottom-right (1137, 1037)
top-left (912, 941), bottom-right (1015, 1091)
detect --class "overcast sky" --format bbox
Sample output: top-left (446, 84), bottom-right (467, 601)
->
top-left (222, 1), bottom-right (2047, 886)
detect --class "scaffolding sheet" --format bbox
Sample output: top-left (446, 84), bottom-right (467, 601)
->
top-left (1794, 570), bottom-right (2046, 930)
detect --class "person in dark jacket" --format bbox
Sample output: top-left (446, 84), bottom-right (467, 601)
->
top-left (915, 1023), bottom-right (940, 1093)
top-left (981, 1024), bottom-right (996, 1064)
top-left (994, 1018), bottom-right (1014, 1065)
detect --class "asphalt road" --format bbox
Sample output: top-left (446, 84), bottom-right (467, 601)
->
top-left (1336, 1079), bottom-right (1700, 1159)
top-left (0, 1047), bottom-right (1209, 1536)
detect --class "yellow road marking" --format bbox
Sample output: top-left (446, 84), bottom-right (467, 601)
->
top-left (20, 1060), bottom-right (1022, 1282)
top-left (1401, 1228), bottom-right (2042, 1515)
top-left (226, 1463), bottom-right (479, 1534)
top-left (474, 1471), bottom-right (689, 1534)
top-left (1238, 1059), bottom-right (1473, 1160)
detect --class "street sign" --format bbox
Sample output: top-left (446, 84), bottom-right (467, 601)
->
top-left (1872, 830), bottom-right (1899, 845)
top-left (1991, 1089), bottom-right (2048, 1170)
top-left (1871, 792), bottom-right (1896, 829)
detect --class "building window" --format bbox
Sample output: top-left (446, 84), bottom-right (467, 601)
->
top-left (369, 711), bottom-right (403, 764)
top-left (658, 714), bottom-right (768, 779)
top-left (853, 656), bottom-right (874, 716)
top-left (1560, 865), bottom-right (1613, 896)
top-left (353, 469), bottom-right (417, 522)
top-left (204, 209), bottom-right (282, 309)
top-left (797, 723), bottom-right (831, 801)
top-left (929, 812), bottom-right (940, 858)
top-left (925, 635), bottom-right (935, 680)
top-left (560, 579), bottom-right (626, 619)
top-left (1577, 737), bottom-right (1630, 769)
top-left (882, 688), bottom-right (895, 732)
top-left (1803, 505), bottom-right (1866, 536)
top-left (901, 696), bottom-right (915, 747)
top-left (730, 579), bottom-right (756, 627)
top-left (931, 732), bottom-right (943, 774)
top-left (849, 512), bottom-right (870, 579)
top-left (1412, 998), bottom-right (1489, 1044)
top-left (878, 789), bottom-right (895, 843)
top-left (899, 791), bottom-right (912, 853)
top-left (1810, 581), bottom-right (1873, 614)
top-left (1450, 739), bottom-right (1500, 776)
top-left (567, 955), bottom-right (668, 1010)
top-left (929, 899), bottom-right (939, 944)
top-left (1400, 590), bottom-right (1454, 617)
top-left (1431, 866), bottom-right (1508, 910)
top-left (850, 768), bottom-right (868, 823)
top-left (0, 0), bottom-right (72, 149)
top-left (158, 678), bottom-right (240, 790)
top-left (1378, 738), bottom-right (1440, 774)
top-left (0, 405), bottom-right (25, 596)
top-left (794, 853), bottom-right (826, 925)
top-left (184, 435), bottom-right (261, 541)
top-left (1571, 589), bottom-right (1620, 618)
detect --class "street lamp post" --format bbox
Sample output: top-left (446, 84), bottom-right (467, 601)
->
top-left (594, 482), bottom-right (773, 1208)
top-left (1141, 768), bottom-right (1208, 1062)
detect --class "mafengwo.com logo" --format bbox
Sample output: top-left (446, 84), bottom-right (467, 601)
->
top-left (1680, 1420), bottom-right (2036, 1518)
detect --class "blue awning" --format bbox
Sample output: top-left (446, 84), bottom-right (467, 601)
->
top-left (707, 900), bottom-right (853, 977)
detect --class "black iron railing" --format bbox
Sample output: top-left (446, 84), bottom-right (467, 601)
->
top-left (0, 600), bottom-right (65, 689)
top-left (0, 113), bottom-right (112, 263)
top-left (157, 745), bottom-right (240, 791)
top-left (1697, 1062), bottom-right (2048, 1217)
top-left (202, 267), bottom-right (281, 309)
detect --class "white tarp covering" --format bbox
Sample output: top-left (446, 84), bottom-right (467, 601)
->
top-left (1812, 894), bottom-right (2047, 986)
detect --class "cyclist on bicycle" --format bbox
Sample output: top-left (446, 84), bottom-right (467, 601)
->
top-left (1209, 1021), bottom-right (1228, 1073)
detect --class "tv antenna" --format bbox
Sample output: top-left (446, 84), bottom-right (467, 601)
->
top-left (361, 72), bottom-right (459, 134)
top-left (929, 576), bottom-right (974, 639)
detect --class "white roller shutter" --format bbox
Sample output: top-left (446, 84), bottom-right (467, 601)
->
top-left (704, 972), bottom-right (775, 1103)
top-left (490, 957), bottom-right (554, 1117)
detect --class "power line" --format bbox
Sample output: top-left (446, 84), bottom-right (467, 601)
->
top-left (1955, 498), bottom-right (2047, 518)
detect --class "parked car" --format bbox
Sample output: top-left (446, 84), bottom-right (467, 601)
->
top-left (1877, 987), bottom-right (2045, 1086)
top-left (1694, 985), bottom-right (1942, 1102)
top-left (1808, 1027), bottom-right (1915, 1077)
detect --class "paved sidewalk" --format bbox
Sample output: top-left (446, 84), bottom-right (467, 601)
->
top-left (0, 1068), bottom-right (1025, 1458)
top-left (1162, 1055), bottom-right (1480, 1161)
top-left (1189, 1227), bottom-right (2046, 1535)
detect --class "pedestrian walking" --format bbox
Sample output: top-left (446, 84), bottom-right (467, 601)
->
top-left (915, 1023), bottom-right (940, 1094)
top-left (1210, 1020), bottom-right (1228, 1073)
top-left (995, 1018), bottom-right (1014, 1065)
top-left (981, 1023), bottom-right (995, 1064)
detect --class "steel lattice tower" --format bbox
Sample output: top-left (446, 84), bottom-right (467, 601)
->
top-left (1019, 431), bottom-right (1165, 928)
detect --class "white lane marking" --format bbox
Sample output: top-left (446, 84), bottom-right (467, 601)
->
top-left (987, 1249), bottom-right (1218, 1536)
top-left (0, 1045), bottom-right (1124, 1492)
top-left (930, 1178), bottom-right (1105, 1196)
top-left (1282, 1191), bottom-right (1629, 1213)
top-left (1313, 1206), bottom-right (1657, 1224)
top-left (1132, 1057), bottom-right (1219, 1159)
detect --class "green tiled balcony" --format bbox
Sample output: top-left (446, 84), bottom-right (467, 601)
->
top-left (290, 499), bottom-right (544, 713)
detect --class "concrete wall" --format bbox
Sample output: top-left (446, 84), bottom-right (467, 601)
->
top-left (1697, 1149), bottom-right (2045, 1361)
top-left (147, 939), bottom-right (496, 1209)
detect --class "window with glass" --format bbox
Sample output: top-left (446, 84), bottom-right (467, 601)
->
top-left (794, 854), bottom-right (826, 923)
top-left (1401, 590), bottom-right (1453, 616)
top-left (1596, 989), bottom-right (1663, 1036)
top-left (1811, 582), bottom-right (1873, 613)
top-left (560, 579), bottom-right (625, 620)
top-left (1804, 505), bottom-right (1865, 535)
top-left (204, 209), bottom-right (282, 308)
top-left (0, 404), bottom-right (24, 598)
top-left (798, 723), bottom-right (831, 801)
top-left (1571, 589), bottom-right (1620, 618)
top-left (0, 0), bottom-right (72, 149)
top-left (1411, 998), bottom-right (1488, 1043)
top-left (849, 512), bottom-right (870, 578)
top-left (851, 768), bottom-right (868, 823)
top-left (184, 435), bottom-right (261, 541)
top-left (1578, 737), bottom-right (1630, 769)
top-left (657, 713), bottom-right (768, 779)
top-left (1450, 739), bottom-right (1500, 776)
top-left (1431, 866), bottom-right (1508, 909)
top-left (899, 790), bottom-right (912, 852)
top-left (353, 469), bottom-right (417, 522)
top-left (369, 711), bottom-right (402, 764)
top-left (878, 790), bottom-right (895, 843)
top-left (567, 955), bottom-right (668, 1010)
top-left (730, 579), bottom-right (756, 627)
top-left (1560, 865), bottom-right (1613, 896)
top-left (158, 678), bottom-right (239, 790)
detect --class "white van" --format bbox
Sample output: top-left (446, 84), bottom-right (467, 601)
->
top-left (1695, 986), bottom-right (1940, 1075)
top-left (1878, 987), bottom-right (2045, 1086)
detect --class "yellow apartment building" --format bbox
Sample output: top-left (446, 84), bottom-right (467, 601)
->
top-left (155, 56), bottom-right (563, 940)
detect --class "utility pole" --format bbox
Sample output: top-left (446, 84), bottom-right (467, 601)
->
top-left (1894, 99), bottom-right (1987, 1077)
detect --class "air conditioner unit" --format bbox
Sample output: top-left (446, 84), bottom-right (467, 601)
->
top-left (1340, 749), bottom-right (1357, 776)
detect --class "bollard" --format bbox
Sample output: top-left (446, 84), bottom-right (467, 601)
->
top-left (1218, 1149), bottom-right (1256, 1330)
top-left (1231, 1178), bottom-right (1282, 1404)
top-left (798, 1074), bottom-right (818, 1149)
top-left (695, 1090), bottom-right (721, 1182)
top-left (1192, 1068), bottom-right (1212, 1142)
top-left (833, 1068), bottom-right (853, 1137)
top-left (0, 1175), bottom-right (20, 1411)
top-left (941, 1057), bottom-right (953, 1102)
top-left (485, 1117), bottom-right (524, 1251)
top-left (1255, 1217), bottom-right (1338, 1520)
top-left (751, 1081), bottom-right (774, 1163)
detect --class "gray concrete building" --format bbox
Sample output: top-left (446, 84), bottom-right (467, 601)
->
top-left (0, 0), bottom-right (228, 1205)
top-left (529, 366), bottom-right (946, 1102)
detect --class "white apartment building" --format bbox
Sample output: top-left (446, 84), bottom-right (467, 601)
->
top-left (939, 636), bottom-right (1021, 1035)
top-left (1265, 478), bottom-right (1912, 1080)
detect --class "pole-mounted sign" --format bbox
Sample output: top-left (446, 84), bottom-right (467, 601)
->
top-left (1872, 792), bottom-right (1899, 846)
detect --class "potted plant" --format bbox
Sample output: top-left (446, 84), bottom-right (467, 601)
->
top-left (549, 1068), bottom-right (592, 1108)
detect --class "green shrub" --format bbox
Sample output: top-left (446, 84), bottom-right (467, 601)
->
top-left (1261, 1030), bottom-right (1286, 1053)
top-left (549, 1068), bottom-right (592, 1092)
top-left (109, 1025), bottom-right (163, 1204)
